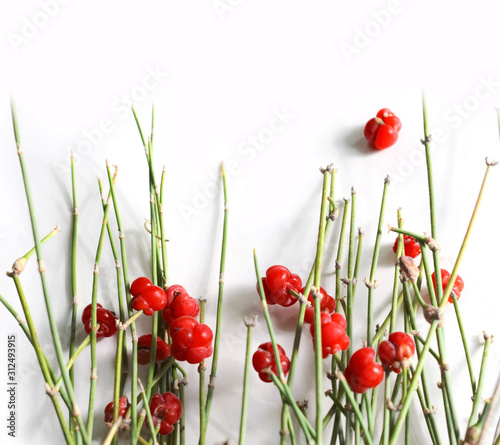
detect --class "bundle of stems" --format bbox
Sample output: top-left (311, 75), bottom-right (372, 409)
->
top-left (2, 94), bottom-right (499, 445)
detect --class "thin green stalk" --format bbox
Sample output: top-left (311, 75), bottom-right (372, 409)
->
top-left (138, 379), bottom-right (159, 445)
top-left (366, 176), bottom-right (390, 346)
top-left (69, 152), bottom-right (79, 438)
top-left (55, 334), bottom-right (91, 390)
top-left (267, 372), bottom-right (316, 443)
top-left (451, 293), bottom-right (477, 394)
top-left (381, 372), bottom-right (391, 445)
top-left (336, 371), bottom-right (374, 445)
top-left (205, 163), bottom-right (229, 425)
top-left (87, 178), bottom-right (114, 437)
top-left (158, 166), bottom-right (168, 288)
top-left (335, 198), bottom-right (350, 307)
top-left (105, 161), bottom-right (139, 443)
top-left (390, 209), bottom-right (404, 332)
top-left (467, 333), bottom-right (492, 428)
top-left (346, 187), bottom-right (356, 359)
top-left (238, 317), bottom-right (256, 445)
top-left (199, 299), bottom-right (207, 445)
top-left (10, 99), bottom-right (88, 445)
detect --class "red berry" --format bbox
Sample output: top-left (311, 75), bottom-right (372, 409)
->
top-left (364, 108), bottom-right (401, 150)
top-left (393, 234), bottom-right (421, 258)
top-left (137, 334), bottom-right (171, 365)
top-left (344, 347), bottom-right (384, 394)
top-left (310, 312), bottom-right (350, 358)
top-left (431, 269), bottom-right (464, 303)
top-left (378, 332), bottom-right (415, 373)
top-left (162, 285), bottom-right (199, 325)
top-left (81, 303), bottom-right (118, 339)
top-left (149, 392), bottom-right (182, 436)
top-left (257, 265), bottom-right (302, 307)
top-left (130, 277), bottom-right (153, 297)
top-left (301, 286), bottom-right (336, 324)
top-left (252, 342), bottom-right (290, 383)
top-left (104, 395), bottom-right (130, 423)
top-left (131, 285), bottom-right (168, 316)
top-left (169, 316), bottom-right (213, 364)
top-left (376, 108), bottom-right (402, 132)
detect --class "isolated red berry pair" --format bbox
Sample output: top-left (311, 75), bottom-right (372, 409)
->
top-left (378, 332), bottom-right (415, 374)
top-left (432, 269), bottom-right (464, 303)
top-left (162, 284), bottom-right (200, 325)
top-left (364, 108), bottom-right (402, 150)
top-left (137, 334), bottom-right (171, 365)
top-left (130, 277), bottom-right (170, 316)
top-left (252, 342), bottom-right (290, 383)
top-left (344, 347), bottom-right (384, 394)
top-left (393, 234), bottom-right (421, 258)
top-left (149, 392), bottom-right (182, 436)
top-left (302, 286), bottom-right (336, 324)
top-left (310, 312), bottom-right (350, 358)
top-left (258, 265), bottom-right (302, 307)
top-left (169, 316), bottom-right (213, 364)
top-left (81, 303), bottom-right (118, 340)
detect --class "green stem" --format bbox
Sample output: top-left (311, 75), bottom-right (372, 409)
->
top-left (366, 176), bottom-right (390, 346)
top-left (199, 299), bottom-right (207, 445)
top-left (390, 209), bottom-right (404, 332)
top-left (10, 99), bottom-right (88, 445)
top-left (335, 199), bottom-right (350, 308)
top-left (205, 163), bottom-right (229, 425)
top-left (55, 334), bottom-right (91, 390)
top-left (467, 333), bottom-right (492, 428)
top-left (105, 161), bottom-right (138, 443)
top-left (138, 379), bottom-right (159, 445)
top-left (238, 317), bottom-right (256, 445)
top-left (346, 187), bottom-right (356, 359)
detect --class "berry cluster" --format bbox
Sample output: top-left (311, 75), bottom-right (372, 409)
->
top-left (310, 312), bottom-right (350, 358)
top-left (162, 284), bottom-right (200, 325)
top-left (258, 265), bottom-right (302, 307)
top-left (169, 316), bottom-right (213, 364)
top-left (81, 303), bottom-right (118, 340)
top-left (130, 277), bottom-right (169, 316)
top-left (137, 334), bottom-right (171, 365)
top-left (344, 347), bottom-right (384, 394)
top-left (364, 108), bottom-right (401, 150)
top-left (302, 286), bottom-right (336, 324)
top-left (252, 342), bottom-right (290, 383)
top-left (378, 332), bottom-right (415, 374)
top-left (432, 269), bottom-right (464, 303)
top-left (149, 392), bottom-right (183, 436)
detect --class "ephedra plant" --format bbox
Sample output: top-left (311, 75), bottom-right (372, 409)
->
top-left (2, 95), bottom-right (500, 444)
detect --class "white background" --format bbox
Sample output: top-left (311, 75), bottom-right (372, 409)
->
top-left (1, 1), bottom-right (500, 444)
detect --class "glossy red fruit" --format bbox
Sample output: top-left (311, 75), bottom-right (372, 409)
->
top-left (393, 234), bottom-right (421, 258)
top-left (169, 316), bottom-right (213, 364)
top-left (378, 332), bottom-right (415, 374)
top-left (149, 392), bottom-right (182, 436)
top-left (310, 312), bottom-right (350, 358)
top-left (82, 303), bottom-right (118, 339)
top-left (257, 265), bottom-right (302, 307)
top-left (104, 395), bottom-right (130, 423)
top-left (137, 334), bottom-right (171, 365)
top-left (252, 342), bottom-right (290, 383)
top-left (344, 347), bottom-right (384, 394)
top-left (130, 277), bottom-right (153, 297)
top-left (301, 286), bottom-right (336, 324)
top-left (364, 108), bottom-right (401, 150)
top-left (131, 285), bottom-right (168, 316)
top-left (376, 108), bottom-right (402, 132)
top-left (431, 269), bottom-right (464, 303)
top-left (162, 285), bottom-right (200, 325)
